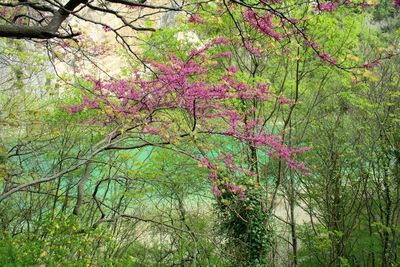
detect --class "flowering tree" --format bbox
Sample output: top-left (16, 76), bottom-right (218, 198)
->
top-left (57, 1), bottom-right (389, 263)
top-left (59, 0), bottom-right (389, 194)
top-left (65, 35), bottom-right (309, 198)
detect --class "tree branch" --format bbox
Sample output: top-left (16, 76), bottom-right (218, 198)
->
top-left (0, 0), bottom-right (87, 38)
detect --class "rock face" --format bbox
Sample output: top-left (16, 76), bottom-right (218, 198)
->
top-left (52, 1), bottom-right (182, 77)
top-left (159, 1), bottom-right (181, 28)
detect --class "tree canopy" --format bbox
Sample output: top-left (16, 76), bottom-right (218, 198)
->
top-left (0, 0), bottom-right (399, 266)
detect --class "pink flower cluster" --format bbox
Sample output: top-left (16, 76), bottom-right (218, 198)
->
top-left (304, 40), bottom-right (340, 66)
top-left (225, 183), bottom-right (246, 200)
top-left (314, 2), bottom-right (337, 12)
top-left (278, 97), bottom-right (295, 105)
top-left (285, 18), bottom-right (300, 24)
top-left (189, 14), bottom-right (203, 24)
top-left (227, 66), bottom-right (239, 73)
top-left (212, 185), bottom-right (222, 198)
top-left (243, 9), bottom-right (282, 41)
top-left (211, 182), bottom-right (246, 200)
top-left (102, 26), bottom-right (112, 32)
top-left (303, 39), bottom-right (320, 50)
top-left (363, 59), bottom-right (381, 69)
top-left (244, 40), bottom-right (263, 57)
top-left (316, 52), bottom-right (337, 65)
top-left (313, 0), bottom-right (372, 12)
top-left (212, 37), bottom-right (230, 45)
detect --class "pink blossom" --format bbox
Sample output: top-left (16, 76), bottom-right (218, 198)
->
top-left (394, 0), bottom-right (400, 7)
top-left (60, 41), bottom-right (71, 48)
top-left (244, 40), bottom-right (262, 57)
top-left (354, 2), bottom-right (372, 8)
top-left (211, 185), bottom-right (222, 198)
top-left (293, 146), bottom-right (312, 155)
top-left (278, 97), bottom-right (295, 105)
top-left (227, 66), bottom-right (240, 73)
top-left (189, 13), bottom-right (203, 24)
top-left (0, 7), bottom-right (8, 17)
top-left (286, 18), bottom-right (300, 24)
top-left (246, 119), bottom-right (259, 129)
top-left (212, 37), bottom-right (230, 45)
top-left (225, 183), bottom-right (242, 193)
top-left (145, 127), bottom-right (160, 135)
top-left (102, 25), bottom-right (112, 32)
top-left (224, 183), bottom-right (247, 200)
top-left (316, 52), bottom-right (337, 64)
top-left (243, 9), bottom-right (282, 41)
top-left (314, 2), bottom-right (337, 12)
top-left (82, 95), bottom-right (100, 108)
top-left (363, 59), bottom-right (381, 69)
top-left (208, 172), bottom-right (218, 180)
top-left (224, 154), bottom-right (234, 167)
top-left (198, 157), bottom-right (210, 167)
top-left (303, 39), bottom-right (320, 50)
top-left (64, 105), bottom-right (84, 113)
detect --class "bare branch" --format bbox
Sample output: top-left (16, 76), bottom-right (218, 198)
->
top-left (0, 0), bottom-right (86, 38)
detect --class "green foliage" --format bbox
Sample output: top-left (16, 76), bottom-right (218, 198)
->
top-left (0, 216), bottom-right (115, 266)
top-left (216, 185), bottom-right (273, 266)
top-left (1, 1), bottom-right (400, 266)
